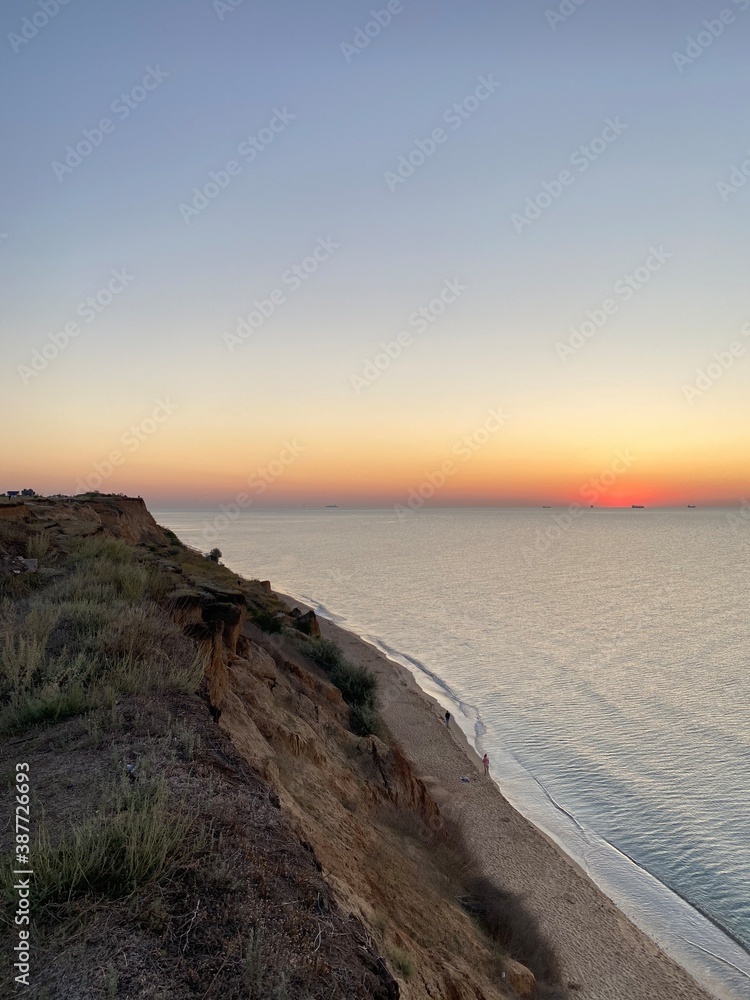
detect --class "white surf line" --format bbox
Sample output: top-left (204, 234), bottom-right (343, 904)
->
top-left (262, 580), bottom-right (750, 1000)
top-left (682, 940), bottom-right (750, 981)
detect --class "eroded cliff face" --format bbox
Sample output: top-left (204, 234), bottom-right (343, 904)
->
top-left (1, 495), bottom-right (526, 999)
top-left (0, 494), bottom-right (169, 546)
top-left (177, 590), bottom-right (517, 999)
top-left (0, 501), bottom-right (29, 522)
top-left (85, 495), bottom-right (170, 545)
top-left (0, 496), bottom-right (402, 1000)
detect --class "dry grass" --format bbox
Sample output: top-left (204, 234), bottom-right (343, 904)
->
top-left (7, 778), bottom-right (201, 919)
top-left (47, 561), bottom-right (148, 605)
top-left (0, 537), bottom-right (204, 736)
top-left (0, 507), bottom-right (403, 1000)
top-left (26, 530), bottom-right (52, 562)
top-left (243, 927), bottom-right (306, 999)
top-left (387, 946), bottom-right (415, 980)
top-left (0, 687), bottom-right (396, 1000)
top-left (248, 607), bottom-right (285, 633)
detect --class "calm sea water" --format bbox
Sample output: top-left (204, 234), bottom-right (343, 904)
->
top-left (155, 507), bottom-right (750, 999)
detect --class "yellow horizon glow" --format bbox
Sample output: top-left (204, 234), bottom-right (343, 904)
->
top-left (5, 370), bottom-right (748, 506)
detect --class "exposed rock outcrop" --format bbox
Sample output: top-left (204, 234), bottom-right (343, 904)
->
top-left (294, 608), bottom-right (321, 636)
top-left (505, 959), bottom-right (536, 997)
top-left (1, 494), bottom-right (169, 545)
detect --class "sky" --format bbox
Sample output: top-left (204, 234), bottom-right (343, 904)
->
top-left (2, 0), bottom-right (749, 508)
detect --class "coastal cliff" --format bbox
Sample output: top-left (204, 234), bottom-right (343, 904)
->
top-left (0, 495), bottom-right (553, 999)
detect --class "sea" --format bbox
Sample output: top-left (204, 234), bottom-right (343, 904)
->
top-left (154, 506), bottom-right (750, 1000)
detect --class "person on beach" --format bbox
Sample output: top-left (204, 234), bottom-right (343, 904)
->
top-left (482, 754), bottom-right (490, 776)
top-left (444, 710), bottom-right (451, 727)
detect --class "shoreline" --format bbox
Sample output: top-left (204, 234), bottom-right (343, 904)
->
top-left (276, 588), bottom-right (747, 1000)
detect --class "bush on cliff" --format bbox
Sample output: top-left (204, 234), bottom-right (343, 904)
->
top-left (300, 637), bottom-right (341, 670)
top-left (300, 637), bottom-right (379, 737)
top-left (26, 530), bottom-right (52, 563)
top-left (248, 607), bottom-right (284, 634)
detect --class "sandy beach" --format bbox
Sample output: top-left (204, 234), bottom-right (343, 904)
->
top-left (280, 597), bottom-right (719, 1000)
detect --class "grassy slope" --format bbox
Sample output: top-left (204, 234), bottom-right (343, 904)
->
top-left (0, 500), bottom-right (566, 1000)
top-left (0, 531), bottom-right (396, 999)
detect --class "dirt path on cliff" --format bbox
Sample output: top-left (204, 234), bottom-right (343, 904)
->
top-left (299, 608), bottom-right (718, 1000)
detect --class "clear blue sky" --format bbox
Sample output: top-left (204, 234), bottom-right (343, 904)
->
top-left (2, 0), bottom-right (749, 504)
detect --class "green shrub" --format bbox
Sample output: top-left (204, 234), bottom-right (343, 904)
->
top-left (242, 927), bottom-right (297, 1000)
top-left (300, 637), bottom-right (343, 671)
top-left (0, 572), bottom-right (48, 600)
top-left (300, 638), bottom-right (379, 735)
top-left (249, 608), bottom-right (284, 634)
top-left (26, 531), bottom-right (51, 563)
top-left (349, 702), bottom-right (380, 737)
top-left (0, 604), bottom-right (60, 697)
top-left (95, 604), bottom-right (186, 662)
top-left (105, 650), bottom-right (206, 699)
top-left (145, 569), bottom-right (175, 604)
top-left (44, 600), bottom-right (113, 657)
top-left (48, 562), bottom-right (148, 605)
top-left (387, 947), bottom-right (415, 980)
top-left (334, 660), bottom-right (377, 707)
top-left (68, 536), bottom-right (134, 565)
top-left (13, 779), bottom-right (199, 917)
top-left (1, 683), bottom-right (91, 733)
